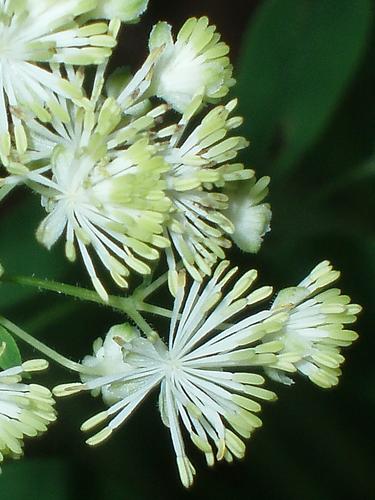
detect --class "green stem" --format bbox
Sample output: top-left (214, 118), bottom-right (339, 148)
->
top-left (0, 316), bottom-right (96, 375)
top-left (123, 301), bottom-right (157, 340)
top-left (2, 273), bottom-right (160, 338)
top-left (2, 273), bottom-right (122, 310)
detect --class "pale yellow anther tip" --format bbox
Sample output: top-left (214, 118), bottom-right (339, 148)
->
top-left (22, 359), bottom-right (49, 372)
top-left (53, 383), bottom-right (84, 397)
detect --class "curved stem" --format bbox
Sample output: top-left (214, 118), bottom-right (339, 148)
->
top-left (124, 301), bottom-right (157, 340)
top-left (0, 316), bottom-right (96, 375)
top-left (2, 273), bottom-right (123, 310)
top-left (1, 273), bottom-right (161, 338)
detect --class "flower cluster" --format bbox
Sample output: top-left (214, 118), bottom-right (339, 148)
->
top-left (54, 260), bottom-right (360, 487)
top-left (148, 16), bottom-right (235, 113)
top-left (0, 0), bottom-right (120, 164)
top-left (0, 359), bottom-right (56, 470)
top-left (14, 69), bottom-right (171, 300)
top-left (1, 7), bottom-right (269, 298)
top-left (0, 1), bottom-right (361, 490)
top-left (264, 261), bottom-right (361, 388)
top-left (54, 263), bottom-right (281, 486)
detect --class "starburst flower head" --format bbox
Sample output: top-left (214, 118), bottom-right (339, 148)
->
top-left (0, 358), bottom-right (56, 470)
top-left (264, 261), bottom-right (361, 388)
top-left (4, 68), bottom-right (172, 301)
top-left (34, 133), bottom-right (171, 302)
top-left (54, 262), bottom-right (286, 487)
top-left (225, 176), bottom-right (272, 253)
top-left (148, 17), bottom-right (235, 113)
top-left (156, 98), bottom-right (253, 292)
top-left (89, 0), bottom-right (149, 22)
top-left (0, 0), bottom-right (118, 164)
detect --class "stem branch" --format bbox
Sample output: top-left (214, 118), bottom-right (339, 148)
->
top-left (2, 274), bottom-right (173, 338)
top-left (2, 273), bottom-right (123, 310)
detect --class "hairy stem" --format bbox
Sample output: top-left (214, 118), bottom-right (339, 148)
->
top-left (2, 273), bottom-right (122, 310)
top-left (1, 273), bottom-right (163, 338)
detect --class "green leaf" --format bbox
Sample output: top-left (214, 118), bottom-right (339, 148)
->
top-left (237, 0), bottom-right (371, 178)
top-left (0, 325), bottom-right (21, 369)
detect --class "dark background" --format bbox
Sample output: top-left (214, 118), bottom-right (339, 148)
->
top-left (1, 1), bottom-right (374, 498)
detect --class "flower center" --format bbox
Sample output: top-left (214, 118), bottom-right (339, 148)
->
top-left (163, 354), bottom-right (183, 376)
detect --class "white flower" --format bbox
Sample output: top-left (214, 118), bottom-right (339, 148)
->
top-left (1, 42), bottom-right (255, 297)
top-left (89, 0), bottom-right (149, 22)
top-left (0, 359), bottom-right (56, 470)
top-left (224, 176), bottom-right (272, 253)
top-left (34, 135), bottom-right (170, 302)
top-left (155, 98), bottom-right (252, 292)
top-left (0, 0), bottom-right (117, 164)
top-left (54, 262), bottom-right (285, 487)
top-left (264, 261), bottom-right (361, 388)
top-left (148, 17), bottom-right (235, 113)
top-left (4, 68), bottom-right (171, 301)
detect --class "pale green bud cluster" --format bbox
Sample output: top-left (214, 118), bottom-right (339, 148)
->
top-left (0, 9), bottom-right (271, 299)
top-left (149, 17), bottom-right (235, 113)
top-left (264, 261), bottom-right (361, 388)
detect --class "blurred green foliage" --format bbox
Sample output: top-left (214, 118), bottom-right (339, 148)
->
top-left (237, 0), bottom-right (371, 178)
top-left (0, 1), bottom-right (374, 499)
top-left (1, 459), bottom-right (72, 500)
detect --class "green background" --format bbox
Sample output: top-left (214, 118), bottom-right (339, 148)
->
top-left (1, 1), bottom-right (374, 498)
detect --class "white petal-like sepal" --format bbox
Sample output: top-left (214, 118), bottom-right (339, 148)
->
top-left (225, 176), bottom-right (272, 253)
